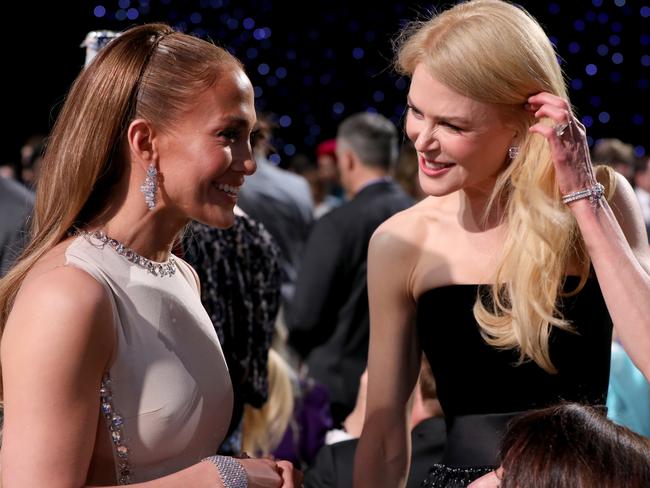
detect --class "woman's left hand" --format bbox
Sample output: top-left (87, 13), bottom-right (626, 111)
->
top-left (526, 92), bottom-right (596, 196)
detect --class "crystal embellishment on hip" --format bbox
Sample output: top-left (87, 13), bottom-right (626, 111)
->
top-left (100, 373), bottom-right (132, 485)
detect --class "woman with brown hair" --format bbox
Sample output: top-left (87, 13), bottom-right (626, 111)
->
top-left (0, 24), bottom-right (300, 487)
top-left (494, 403), bottom-right (650, 488)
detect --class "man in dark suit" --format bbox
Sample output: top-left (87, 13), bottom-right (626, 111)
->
top-left (304, 358), bottom-right (445, 488)
top-left (0, 176), bottom-right (34, 277)
top-left (286, 112), bottom-right (414, 423)
top-left (238, 116), bottom-right (314, 305)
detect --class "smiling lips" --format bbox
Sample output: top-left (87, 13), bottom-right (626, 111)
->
top-left (214, 182), bottom-right (241, 196)
top-left (419, 155), bottom-right (455, 176)
top-left (425, 161), bottom-right (454, 170)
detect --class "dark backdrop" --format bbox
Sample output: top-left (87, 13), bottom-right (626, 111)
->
top-left (3, 0), bottom-right (649, 167)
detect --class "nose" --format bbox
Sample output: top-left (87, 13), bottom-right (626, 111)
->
top-left (232, 142), bottom-right (257, 176)
top-left (243, 156), bottom-right (257, 175)
top-left (412, 122), bottom-right (439, 153)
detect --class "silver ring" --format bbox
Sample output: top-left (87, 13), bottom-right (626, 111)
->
top-left (554, 120), bottom-right (571, 137)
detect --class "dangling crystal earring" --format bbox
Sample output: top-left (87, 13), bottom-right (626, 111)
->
top-left (140, 164), bottom-right (158, 210)
top-left (508, 146), bottom-right (519, 159)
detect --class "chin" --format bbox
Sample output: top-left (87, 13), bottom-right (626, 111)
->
top-left (196, 209), bottom-right (237, 229)
top-left (419, 179), bottom-right (459, 198)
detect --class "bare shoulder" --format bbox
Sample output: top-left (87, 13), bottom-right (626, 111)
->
top-left (17, 238), bottom-right (111, 314)
top-left (609, 171), bottom-right (643, 213)
top-left (16, 264), bottom-right (111, 315)
top-left (608, 172), bottom-right (650, 254)
top-left (370, 197), bottom-right (449, 297)
top-left (3, 245), bottom-right (115, 369)
top-left (372, 197), bottom-right (443, 253)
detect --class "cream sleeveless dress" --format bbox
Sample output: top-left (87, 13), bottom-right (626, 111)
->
top-left (65, 234), bottom-right (233, 484)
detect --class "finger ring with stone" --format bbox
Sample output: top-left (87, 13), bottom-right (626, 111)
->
top-left (554, 120), bottom-right (571, 137)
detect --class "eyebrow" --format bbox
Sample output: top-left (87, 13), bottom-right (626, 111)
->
top-left (221, 115), bottom-right (255, 127)
top-left (406, 96), bottom-right (473, 126)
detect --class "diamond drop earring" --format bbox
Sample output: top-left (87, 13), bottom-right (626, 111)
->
top-left (140, 164), bottom-right (158, 210)
top-left (508, 146), bottom-right (519, 160)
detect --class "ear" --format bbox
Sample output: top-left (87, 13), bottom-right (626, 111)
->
top-left (340, 149), bottom-right (356, 172)
top-left (127, 118), bottom-right (158, 170)
top-left (504, 123), bottom-right (519, 142)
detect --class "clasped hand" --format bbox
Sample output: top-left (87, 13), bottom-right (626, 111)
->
top-left (239, 457), bottom-right (303, 488)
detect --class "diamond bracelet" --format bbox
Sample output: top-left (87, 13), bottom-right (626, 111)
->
top-left (561, 182), bottom-right (605, 206)
top-left (202, 456), bottom-right (248, 488)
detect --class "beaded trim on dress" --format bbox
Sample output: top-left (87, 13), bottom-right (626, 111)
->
top-left (100, 373), bottom-right (132, 484)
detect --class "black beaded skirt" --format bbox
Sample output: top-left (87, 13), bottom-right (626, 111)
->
top-left (420, 464), bottom-right (494, 487)
top-left (419, 412), bottom-right (518, 487)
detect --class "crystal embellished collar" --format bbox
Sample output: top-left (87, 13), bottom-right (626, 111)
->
top-left (73, 229), bottom-right (177, 277)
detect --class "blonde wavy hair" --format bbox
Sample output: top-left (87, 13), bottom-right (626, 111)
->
top-left (396, 0), bottom-right (614, 373)
top-left (242, 349), bottom-right (295, 456)
top-left (0, 24), bottom-right (242, 398)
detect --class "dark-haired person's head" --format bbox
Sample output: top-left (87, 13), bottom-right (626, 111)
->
top-left (496, 403), bottom-right (650, 488)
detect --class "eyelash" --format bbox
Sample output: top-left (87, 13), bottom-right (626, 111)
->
top-left (217, 129), bottom-right (239, 142)
top-left (442, 122), bottom-right (461, 132)
top-left (407, 105), bottom-right (462, 132)
top-left (218, 129), bottom-right (240, 142)
top-left (407, 104), bottom-right (423, 118)
top-left (218, 128), bottom-right (257, 144)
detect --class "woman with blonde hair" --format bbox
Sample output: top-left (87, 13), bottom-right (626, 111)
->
top-left (242, 347), bottom-right (332, 469)
top-left (353, 1), bottom-right (650, 487)
top-left (243, 349), bottom-right (296, 459)
top-left (0, 23), bottom-right (301, 487)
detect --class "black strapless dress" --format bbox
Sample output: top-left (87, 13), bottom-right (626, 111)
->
top-left (416, 276), bottom-right (613, 487)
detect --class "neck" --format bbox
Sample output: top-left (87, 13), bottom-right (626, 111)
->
top-left (348, 169), bottom-right (388, 198)
top-left (457, 183), bottom-right (504, 232)
top-left (87, 181), bottom-right (187, 262)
